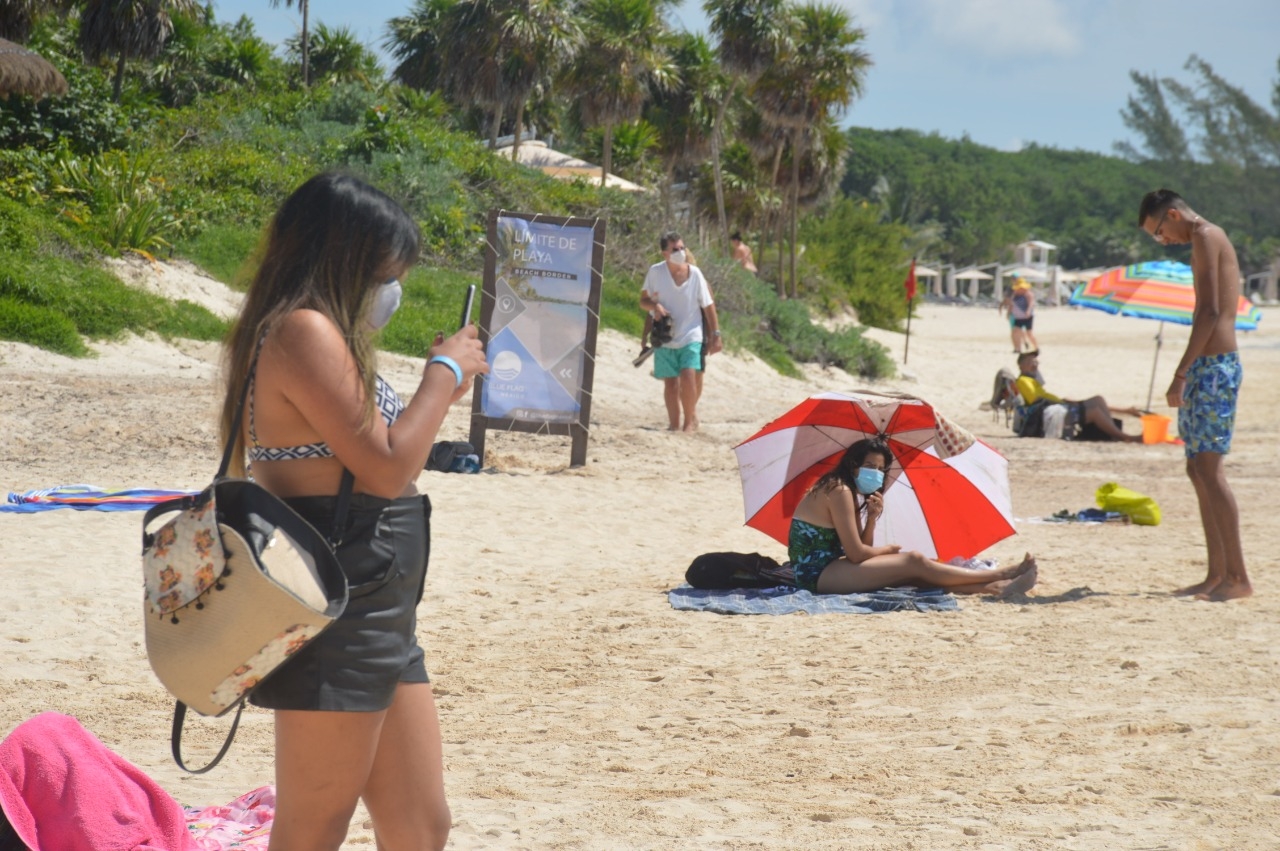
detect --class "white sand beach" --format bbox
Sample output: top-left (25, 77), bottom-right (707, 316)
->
top-left (2, 260), bottom-right (1278, 849)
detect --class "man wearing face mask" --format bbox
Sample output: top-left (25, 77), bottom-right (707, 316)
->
top-left (639, 230), bottom-right (722, 432)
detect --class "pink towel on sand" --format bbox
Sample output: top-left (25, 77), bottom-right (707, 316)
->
top-left (184, 786), bottom-right (275, 850)
top-left (0, 712), bottom-right (198, 851)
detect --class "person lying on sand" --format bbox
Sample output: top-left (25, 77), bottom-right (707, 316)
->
top-left (788, 438), bottom-right (1037, 597)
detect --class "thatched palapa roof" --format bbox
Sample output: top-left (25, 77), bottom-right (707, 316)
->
top-left (0, 37), bottom-right (68, 100)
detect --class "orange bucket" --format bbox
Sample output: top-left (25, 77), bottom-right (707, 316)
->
top-left (1141, 413), bottom-right (1171, 444)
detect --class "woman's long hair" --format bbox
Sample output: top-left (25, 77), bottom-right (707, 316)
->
top-left (219, 172), bottom-right (421, 476)
top-left (812, 438), bottom-right (893, 511)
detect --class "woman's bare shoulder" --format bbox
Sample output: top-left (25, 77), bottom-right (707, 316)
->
top-left (263, 309), bottom-right (352, 376)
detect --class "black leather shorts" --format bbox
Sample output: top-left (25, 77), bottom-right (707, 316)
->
top-left (250, 493), bottom-right (431, 712)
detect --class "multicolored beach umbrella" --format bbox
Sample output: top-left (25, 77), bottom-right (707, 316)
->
top-left (734, 391), bottom-right (1016, 561)
top-left (1068, 260), bottom-right (1261, 409)
top-left (1068, 260), bottom-right (1262, 329)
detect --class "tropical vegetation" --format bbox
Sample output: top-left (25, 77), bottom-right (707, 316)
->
top-left (0, 3), bottom-right (1277, 378)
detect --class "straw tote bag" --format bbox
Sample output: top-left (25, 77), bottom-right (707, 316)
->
top-left (141, 345), bottom-right (351, 772)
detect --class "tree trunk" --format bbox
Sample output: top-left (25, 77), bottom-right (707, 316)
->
top-left (662, 158), bottom-right (675, 222)
top-left (709, 81), bottom-right (737, 249)
top-left (789, 127), bottom-right (801, 299)
top-left (489, 103), bottom-right (505, 151)
top-left (301, 0), bottom-right (310, 87)
top-left (769, 142), bottom-right (786, 298)
top-left (601, 122), bottom-right (614, 186)
top-left (776, 201), bottom-right (786, 296)
top-left (111, 52), bottom-right (126, 102)
top-left (512, 100), bottom-right (526, 162)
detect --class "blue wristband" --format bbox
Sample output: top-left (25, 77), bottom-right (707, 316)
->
top-left (427, 355), bottom-right (464, 389)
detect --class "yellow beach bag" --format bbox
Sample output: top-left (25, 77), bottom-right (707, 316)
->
top-left (1095, 482), bottom-right (1161, 526)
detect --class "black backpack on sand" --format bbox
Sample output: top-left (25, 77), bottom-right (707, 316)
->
top-left (685, 552), bottom-right (795, 589)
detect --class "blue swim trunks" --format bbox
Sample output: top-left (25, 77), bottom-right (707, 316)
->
top-left (1178, 351), bottom-right (1242, 458)
top-left (653, 342), bottom-right (703, 378)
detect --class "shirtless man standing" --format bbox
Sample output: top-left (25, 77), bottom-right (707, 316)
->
top-left (1138, 189), bottom-right (1252, 601)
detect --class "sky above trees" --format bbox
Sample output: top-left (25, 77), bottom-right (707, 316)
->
top-left (212, 0), bottom-right (1280, 156)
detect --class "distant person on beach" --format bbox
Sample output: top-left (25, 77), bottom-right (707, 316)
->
top-left (640, 230), bottom-right (722, 432)
top-left (1139, 188), bottom-right (1252, 601)
top-left (220, 172), bottom-right (487, 849)
top-left (1014, 350), bottom-right (1142, 442)
top-left (999, 277), bottom-right (1038, 353)
top-left (788, 438), bottom-right (1038, 596)
top-left (730, 232), bottom-right (758, 273)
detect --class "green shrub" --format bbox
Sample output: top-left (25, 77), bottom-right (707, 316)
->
top-left (379, 267), bottom-right (481, 358)
top-left (801, 197), bottom-right (914, 331)
top-left (50, 150), bottom-right (183, 252)
top-left (173, 223), bottom-right (263, 290)
top-left (0, 196), bottom-right (227, 352)
top-left (0, 297), bottom-right (88, 356)
top-left (698, 252), bottom-right (894, 380)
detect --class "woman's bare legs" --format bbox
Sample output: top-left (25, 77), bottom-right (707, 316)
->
top-left (269, 708), bottom-right (385, 850)
top-left (363, 683), bottom-right (450, 851)
top-left (268, 683), bottom-right (449, 851)
top-left (816, 551), bottom-right (1037, 597)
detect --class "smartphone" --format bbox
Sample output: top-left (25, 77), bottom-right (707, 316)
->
top-left (458, 284), bottom-right (476, 330)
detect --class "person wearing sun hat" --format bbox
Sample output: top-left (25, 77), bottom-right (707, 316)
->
top-left (1015, 350), bottom-right (1142, 442)
top-left (999, 276), bottom-right (1038, 353)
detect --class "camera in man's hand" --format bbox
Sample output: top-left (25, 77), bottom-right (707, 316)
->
top-left (649, 314), bottom-right (674, 347)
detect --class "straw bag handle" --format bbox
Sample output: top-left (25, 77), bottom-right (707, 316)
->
top-left (172, 702), bottom-right (242, 774)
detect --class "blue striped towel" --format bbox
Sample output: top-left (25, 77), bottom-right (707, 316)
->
top-left (667, 583), bottom-right (960, 615)
top-left (0, 484), bottom-right (196, 513)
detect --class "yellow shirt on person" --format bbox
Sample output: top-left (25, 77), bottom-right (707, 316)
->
top-left (1015, 374), bottom-right (1063, 406)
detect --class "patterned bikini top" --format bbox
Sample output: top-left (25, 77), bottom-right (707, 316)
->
top-left (247, 373), bottom-right (405, 462)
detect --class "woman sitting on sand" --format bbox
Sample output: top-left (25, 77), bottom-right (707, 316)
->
top-left (789, 438), bottom-right (1037, 596)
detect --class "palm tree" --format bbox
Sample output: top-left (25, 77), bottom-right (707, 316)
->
top-left (440, 0), bottom-right (515, 150)
top-left (268, 0), bottom-right (309, 86)
top-left (755, 2), bottom-right (869, 296)
top-left (560, 0), bottom-right (676, 184)
top-left (78, 0), bottom-right (201, 101)
top-left (287, 22), bottom-right (380, 87)
top-left (383, 0), bottom-right (460, 92)
top-left (0, 0), bottom-right (71, 42)
top-left (644, 31), bottom-right (724, 218)
top-left (500, 0), bottom-right (582, 163)
top-left (704, 0), bottom-right (790, 245)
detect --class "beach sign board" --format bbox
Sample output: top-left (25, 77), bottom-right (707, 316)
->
top-left (469, 210), bottom-right (605, 467)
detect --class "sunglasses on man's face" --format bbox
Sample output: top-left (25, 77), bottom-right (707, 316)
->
top-left (1149, 210), bottom-right (1169, 243)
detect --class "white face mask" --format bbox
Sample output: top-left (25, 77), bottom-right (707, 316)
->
top-left (367, 279), bottom-right (402, 330)
top-left (667, 249), bottom-right (687, 265)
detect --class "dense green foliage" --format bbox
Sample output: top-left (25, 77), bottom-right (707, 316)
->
top-left (830, 47), bottom-right (1280, 284)
top-left (0, 195), bottom-right (225, 355)
top-left (0, 11), bottom-right (890, 377)
top-left (3, 4), bottom-right (1276, 376)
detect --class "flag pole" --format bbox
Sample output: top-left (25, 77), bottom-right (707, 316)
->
top-left (903, 258), bottom-right (917, 364)
top-left (904, 297), bottom-right (913, 364)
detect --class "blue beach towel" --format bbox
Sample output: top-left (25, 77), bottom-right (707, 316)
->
top-left (668, 583), bottom-right (960, 615)
top-left (0, 484), bottom-right (197, 513)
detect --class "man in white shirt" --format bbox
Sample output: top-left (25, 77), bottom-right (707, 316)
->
top-left (639, 231), bottom-right (722, 432)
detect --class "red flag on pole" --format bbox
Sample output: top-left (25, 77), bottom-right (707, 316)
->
top-left (903, 258), bottom-right (917, 302)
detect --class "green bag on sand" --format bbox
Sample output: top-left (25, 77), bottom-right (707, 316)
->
top-left (1095, 482), bottom-right (1161, 526)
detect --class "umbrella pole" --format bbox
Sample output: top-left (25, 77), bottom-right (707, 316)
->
top-left (1145, 321), bottom-right (1164, 411)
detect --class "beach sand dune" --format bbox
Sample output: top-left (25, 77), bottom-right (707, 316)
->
top-left (2, 266), bottom-right (1277, 849)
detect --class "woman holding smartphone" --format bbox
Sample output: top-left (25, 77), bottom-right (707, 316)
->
top-left (789, 439), bottom-right (1037, 597)
top-left (219, 171), bottom-right (487, 850)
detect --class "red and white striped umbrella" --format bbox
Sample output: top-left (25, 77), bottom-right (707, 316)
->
top-left (734, 391), bottom-right (1015, 561)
